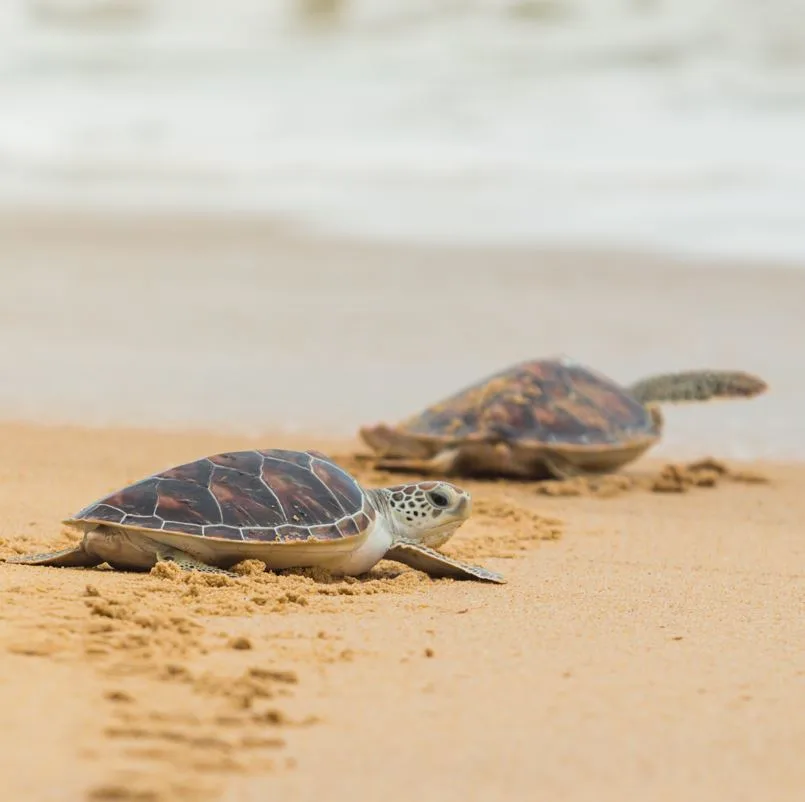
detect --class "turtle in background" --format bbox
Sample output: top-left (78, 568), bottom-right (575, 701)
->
top-left (5, 448), bottom-right (504, 583)
top-left (358, 357), bottom-right (768, 480)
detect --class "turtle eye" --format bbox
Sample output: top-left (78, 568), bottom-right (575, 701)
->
top-left (428, 490), bottom-right (450, 508)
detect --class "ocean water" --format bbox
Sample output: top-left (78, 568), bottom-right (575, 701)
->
top-left (2, 0), bottom-right (805, 262)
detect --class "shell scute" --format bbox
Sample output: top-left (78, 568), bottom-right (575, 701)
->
top-left (239, 526), bottom-right (281, 543)
top-left (307, 523), bottom-right (344, 542)
top-left (155, 478), bottom-right (223, 526)
top-left (352, 511), bottom-right (372, 533)
top-left (160, 459), bottom-right (214, 486)
top-left (306, 449), bottom-right (333, 461)
top-left (336, 518), bottom-right (361, 538)
top-left (122, 515), bottom-right (164, 530)
top-left (270, 524), bottom-right (307, 543)
top-left (209, 469), bottom-right (284, 527)
top-left (165, 522), bottom-right (204, 536)
top-left (207, 451), bottom-right (264, 476)
top-left (310, 456), bottom-right (364, 512)
top-left (202, 525), bottom-right (245, 541)
top-left (99, 478), bottom-right (159, 518)
top-left (259, 453), bottom-right (352, 523)
top-left (80, 503), bottom-right (127, 523)
top-left (258, 449), bottom-right (314, 470)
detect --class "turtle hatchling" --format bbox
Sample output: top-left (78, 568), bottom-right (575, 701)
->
top-left (359, 357), bottom-right (768, 480)
top-left (6, 448), bottom-right (504, 583)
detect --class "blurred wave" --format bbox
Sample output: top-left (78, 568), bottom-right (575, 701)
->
top-left (2, 0), bottom-right (805, 261)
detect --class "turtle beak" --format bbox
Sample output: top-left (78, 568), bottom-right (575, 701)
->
top-left (455, 493), bottom-right (472, 518)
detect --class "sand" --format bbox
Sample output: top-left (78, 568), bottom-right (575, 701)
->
top-left (1, 210), bottom-right (802, 800)
top-left (1, 210), bottom-right (802, 458)
top-left (1, 421), bottom-right (802, 802)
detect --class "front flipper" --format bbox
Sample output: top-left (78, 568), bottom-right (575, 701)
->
top-left (376, 444), bottom-right (541, 480)
top-left (359, 423), bottom-right (434, 459)
top-left (385, 542), bottom-right (506, 584)
top-left (4, 545), bottom-right (102, 568)
top-left (375, 448), bottom-right (461, 476)
top-left (542, 452), bottom-right (588, 480)
top-left (155, 547), bottom-right (237, 577)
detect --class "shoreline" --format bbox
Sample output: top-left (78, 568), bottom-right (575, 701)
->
top-left (3, 204), bottom-right (805, 274)
top-left (1, 208), bottom-right (800, 458)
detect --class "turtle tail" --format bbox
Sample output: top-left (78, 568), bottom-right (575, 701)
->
top-left (627, 370), bottom-right (768, 406)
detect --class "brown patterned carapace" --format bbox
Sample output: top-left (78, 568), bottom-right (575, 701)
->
top-left (400, 358), bottom-right (660, 447)
top-left (70, 449), bottom-right (375, 543)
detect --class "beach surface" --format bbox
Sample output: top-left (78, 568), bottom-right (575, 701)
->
top-left (3, 5), bottom-right (805, 798)
top-left (0, 421), bottom-right (803, 802)
top-left (1, 212), bottom-right (803, 801)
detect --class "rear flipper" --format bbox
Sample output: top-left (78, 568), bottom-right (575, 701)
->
top-left (4, 545), bottom-right (102, 568)
top-left (542, 452), bottom-right (589, 480)
top-left (385, 541), bottom-right (506, 584)
top-left (154, 547), bottom-right (238, 577)
top-left (627, 370), bottom-right (768, 405)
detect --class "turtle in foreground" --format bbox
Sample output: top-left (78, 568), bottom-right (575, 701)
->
top-left (359, 357), bottom-right (768, 480)
top-left (5, 448), bottom-right (504, 583)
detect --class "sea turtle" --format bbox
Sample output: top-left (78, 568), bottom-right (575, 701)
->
top-left (359, 357), bottom-right (768, 480)
top-left (5, 448), bottom-right (504, 583)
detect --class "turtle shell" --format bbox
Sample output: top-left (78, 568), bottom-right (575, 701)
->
top-left (399, 358), bottom-right (660, 449)
top-left (68, 449), bottom-right (375, 543)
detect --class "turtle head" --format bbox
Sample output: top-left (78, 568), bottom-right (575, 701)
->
top-left (371, 481), bottom-right (472, 549)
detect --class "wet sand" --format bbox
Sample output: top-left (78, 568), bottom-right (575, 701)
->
top-left (1, 210), bottom-right (802, 457)
top-left (1, 421), bottom-right (803, 802)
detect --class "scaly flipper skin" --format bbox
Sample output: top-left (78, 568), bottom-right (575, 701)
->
top-left (374, 444), bottom-right (534, 479)
top-left (385, 541), bottom-right (506, 584)
top-left (542, 453), bottom-right (589, 480)
top-left (627, 370), bottom-right (768, 405)
top-left (4, 545), bottom-right (102, 568)
top-left (155, 547), bottom-right (237, 577)
top-left (359, 424), bottom-right (433, 459)
top-left (4, 543), bottom-right (236, 576)
top-left (374, 448), bottom-right (461, 476)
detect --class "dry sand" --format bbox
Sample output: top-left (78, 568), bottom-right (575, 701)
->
top-left (1, 421), bottom-right (802, 802)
